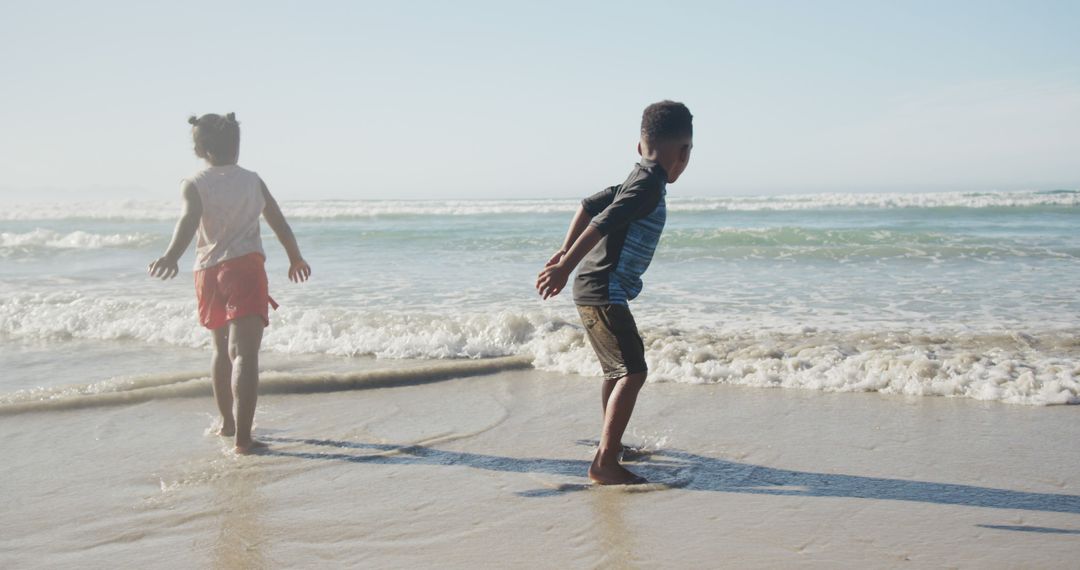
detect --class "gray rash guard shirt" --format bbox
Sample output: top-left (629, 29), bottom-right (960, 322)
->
top-left (572, 159), bottom-right (668, 306)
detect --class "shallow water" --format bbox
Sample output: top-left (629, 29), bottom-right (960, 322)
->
top-left (1, 190), bottom-right (1078, 405)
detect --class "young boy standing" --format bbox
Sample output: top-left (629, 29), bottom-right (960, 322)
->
top-left (537, 101), bottom-right (693, 485)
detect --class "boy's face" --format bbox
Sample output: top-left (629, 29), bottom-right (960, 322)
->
top-left (666, 138), bottom-right (693, 183)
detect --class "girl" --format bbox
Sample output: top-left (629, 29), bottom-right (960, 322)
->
top-left (149, 113), bottom-right (311, 454)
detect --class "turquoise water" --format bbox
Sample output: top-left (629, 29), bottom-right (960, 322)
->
top-left (2, 191), bottom-right (1078, 404)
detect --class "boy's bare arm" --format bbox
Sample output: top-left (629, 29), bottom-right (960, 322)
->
top-left (536, 206), bottom-right (603, 300)
top-left (545, 205), bottom-right (592, 267)
top-left (260, 182), bottom-right (311, 283)
top-left (148, 181), bottom-right (202, 280)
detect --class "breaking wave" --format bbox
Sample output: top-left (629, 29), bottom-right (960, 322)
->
top-left (0, 229), bottom-right (156, 253)
top-left (2, 292), bottom-right (1077, 406)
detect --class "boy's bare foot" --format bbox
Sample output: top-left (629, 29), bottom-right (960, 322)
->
top-left (234, 439), bottom-right (268, 455)
top-left (588, 451), bottom-right (648, 485)
top-left (606, 444), bottom-right (645, 463)
top-left (217, 424), bottom-right (236, 437)
top-left (619, 445), bottom-right (650, 462)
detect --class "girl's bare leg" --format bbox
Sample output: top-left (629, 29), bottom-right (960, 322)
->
top-left (228, 315), bottom-right (265, 454)
top-left (211, 326), bottom-right (235, 436)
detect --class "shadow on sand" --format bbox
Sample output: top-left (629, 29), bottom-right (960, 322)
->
top-left (261, 436), bottom-right (1080, 515)
top-left (976, 524), bottom-right (1080, 535)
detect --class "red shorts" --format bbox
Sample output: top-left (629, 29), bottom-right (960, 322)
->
top-left (194, 252), bottom-right (278, 330)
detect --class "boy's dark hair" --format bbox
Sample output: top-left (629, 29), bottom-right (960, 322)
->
top-left (189, 112), bottom-right (240, 162)
top-left (641, 101), bottom-right (693, 145)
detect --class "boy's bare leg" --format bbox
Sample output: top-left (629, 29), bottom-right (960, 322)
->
top-left (229, 315), bottom-right (266, 454)
top-left (211, 326), bottom-right (236, 436)
top-left (601, 378), bottom-right (628, 456)
top-left (601, 378), bottom-right (617, 414)
top-left (590, 372), bottom-right (647, 485)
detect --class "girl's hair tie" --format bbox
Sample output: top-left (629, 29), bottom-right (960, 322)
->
top-left (188, 115), bottom-right (199, 126)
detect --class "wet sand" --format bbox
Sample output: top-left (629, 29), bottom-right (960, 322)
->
top-left (2, 366), bottom-right (1078, 568)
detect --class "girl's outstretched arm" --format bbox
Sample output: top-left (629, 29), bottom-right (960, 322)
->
top-left (148, 181), bottom-right (202, 280)
top-left (260, 181), bottom-right (311, 283)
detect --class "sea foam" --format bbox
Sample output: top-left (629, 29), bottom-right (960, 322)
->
top-left (0, 229), bottom-right (156, 251)
top-left (2, 292), bottom-right (1076, 406)
top-left (2, 190), bottom-right (1077, 221)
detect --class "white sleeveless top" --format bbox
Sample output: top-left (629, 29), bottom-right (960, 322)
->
top-left (188, 165), bottom-right (266, 270)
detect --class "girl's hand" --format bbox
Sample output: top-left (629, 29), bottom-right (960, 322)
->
top-left (148, 256), bottom-right (179, 280)
top-left (288, 259), bottom-right (312, 283)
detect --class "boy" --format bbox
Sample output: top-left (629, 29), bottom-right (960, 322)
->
top-left (536, 101), bottom-right (693, 485)
top-left (148, 113), bottom-right (311, 454)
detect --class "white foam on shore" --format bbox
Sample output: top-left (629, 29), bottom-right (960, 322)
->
top-left (2, 190), bottom-right (1076, 220)
top-left (0, 229), bottom-right (156, 251)
top-left (2, 292), bottom-right (1077, 406)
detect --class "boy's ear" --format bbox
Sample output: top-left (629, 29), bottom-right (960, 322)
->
top-left (680, 144), bottom-right (691, 163)
top-left (637, 141), bottom-right (642, 156)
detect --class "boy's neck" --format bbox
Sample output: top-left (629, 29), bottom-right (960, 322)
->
top-left (640, 147), bottom-right (675, 176)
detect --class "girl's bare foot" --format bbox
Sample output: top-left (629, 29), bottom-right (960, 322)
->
top-left (234, 439), bottom-right (268, 455)
top-left (217, 424), bottom-right (236, 437)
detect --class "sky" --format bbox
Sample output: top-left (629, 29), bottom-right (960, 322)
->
top-left (1, 0), bottom-right (1078, 201)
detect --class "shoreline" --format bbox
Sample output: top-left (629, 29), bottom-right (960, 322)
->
top-left (2, 366), bottom-right (1078, 567)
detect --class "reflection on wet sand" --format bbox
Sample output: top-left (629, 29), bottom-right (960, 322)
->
top-left (590, 487), bottom-right (635, 567)
top-left (211, 466), bottom-right (269, 570)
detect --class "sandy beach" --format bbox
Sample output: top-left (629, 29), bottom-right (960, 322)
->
top-left (4, 0), bottom-right (1079, 566)
top-left (2, 362), bottom-right (1078, 568)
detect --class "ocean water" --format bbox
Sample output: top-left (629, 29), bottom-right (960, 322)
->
top-left (1, 190), bottom-right (1078, 406)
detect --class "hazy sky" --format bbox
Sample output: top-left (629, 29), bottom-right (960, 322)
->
top-left (1, 0), bottom-right (1077, 201)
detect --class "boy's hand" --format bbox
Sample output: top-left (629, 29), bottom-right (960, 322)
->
top-left (288, 259), bottom-right (312, 283)
top-left (544, 249), bottom-right (567, 268)
top-left (147, 255), bottom-right (179, 280)
top-left (536, 262), bottom-right (570, 300)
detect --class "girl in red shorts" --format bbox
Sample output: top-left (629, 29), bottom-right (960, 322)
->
top-left (148, 113), bottom-right (311, 454)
